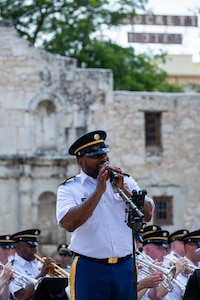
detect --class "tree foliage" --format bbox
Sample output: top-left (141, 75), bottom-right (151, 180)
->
top-left (0, 0), bottom-right (183, 92)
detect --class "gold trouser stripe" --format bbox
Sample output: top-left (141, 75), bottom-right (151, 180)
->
top-left (136, 263), bottom-right (139, 276)
top-left (70, 256), bottom-right (79, 300)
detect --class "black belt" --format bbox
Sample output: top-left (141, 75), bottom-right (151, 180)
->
top-left (74, 253), bottom-right (132, 264)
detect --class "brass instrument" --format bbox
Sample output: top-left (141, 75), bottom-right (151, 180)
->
top-left (136, 252), bottom-right (176, 285)
top-left (34, 254), bottom-right (70, 278)
top-left (170, 277), bottom-right (185, 295)
top-left (162, 256), bottom-right (197, 294)
top-left (164, 255), bottom-right (198, 273)
top-left (185, 264), bottom-right (198, 272)
top-left (0, 265), bottom-right (42, 288)
top-left (162, 258), bottom-right (186, 295)
top-left (137, 250), bottom-right (186, 294)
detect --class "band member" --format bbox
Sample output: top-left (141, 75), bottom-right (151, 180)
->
top-left (57, 244), bottom-right (72, 273)
top-left (163, 229), bottom-right (189, 265)
top-left (137, 228), bottom-right (169, 300)
top-left (0, 235), bottom-right (14, 300)
top-left (56, 130), bottom-right (154, 300)
top-left (159, 229), bottom-right (200, 300)
top-left (9, 229), bottom-right (54, 300)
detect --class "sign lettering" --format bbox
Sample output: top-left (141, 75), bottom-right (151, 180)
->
top-left (128, 32), bottom-right (182, 44)
top-left (124, 15), bottom-right (198, 27)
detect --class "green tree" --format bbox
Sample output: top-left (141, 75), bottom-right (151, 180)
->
top-left (0, 0), bottom-right (183, 92)
top-left (0, 0), bottom-right (148, 46)
top-left (80, 40), bottom-right (183, 91)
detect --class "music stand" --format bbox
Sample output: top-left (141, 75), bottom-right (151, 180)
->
top-left (33, 277), bottom-right (69, 300)
top-left (183, 269), bottom-right (200, 300)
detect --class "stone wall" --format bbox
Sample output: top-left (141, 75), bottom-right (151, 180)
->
top-left (0, 21), bottom-right (199, 255)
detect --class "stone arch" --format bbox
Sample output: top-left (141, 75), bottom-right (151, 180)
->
top-left (37, 191), bottom-right (58, 244)
top-left (35, 100), bottom-right (57, 151)
top-left (29, 92), bottom-right (64, 112)
top-left (28, 92), bottom-right (64, 154)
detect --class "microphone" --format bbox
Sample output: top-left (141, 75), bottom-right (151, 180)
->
top-left (195, 248), bottom-right (200, 255)
top-left (107, 167), bottom-right (119, 180)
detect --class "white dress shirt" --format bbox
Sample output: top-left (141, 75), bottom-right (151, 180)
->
top-left (9, 254), bottom-right (42, 295)
top-left (56, 170), bottom-right (154, 259)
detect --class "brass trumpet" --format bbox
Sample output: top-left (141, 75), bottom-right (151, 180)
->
top-left (164, 255), bottom-right (198, 273)
top-left (185, 264), bottom-right (198, 272)
top-left (136, 250), bottom-right (186, 294)
top-left (34, 254), bottom-right (70, 278)
top-left (170, 277), bottom-right (185, 295)
top-left (136, 252), bottom-right (176, 284)
top-left (0, 265), bottom-right (42, 288)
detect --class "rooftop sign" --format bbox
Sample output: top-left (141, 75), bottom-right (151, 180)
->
top-left (124, 15), bottom-right (198, 27)
top-left (128, 32), bottom-right (182, 44)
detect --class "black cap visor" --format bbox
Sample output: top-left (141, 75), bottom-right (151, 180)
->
top-left (85, 147), bottom-right (110, 157)
top-left (26, 241), bottom-right (38, 247)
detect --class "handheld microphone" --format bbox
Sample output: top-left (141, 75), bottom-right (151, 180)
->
top-left (195, 248), bottom-right (200, 255)
top-left (107, 167), bottom-right (119, 180)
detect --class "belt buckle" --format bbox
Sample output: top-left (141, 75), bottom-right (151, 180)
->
top-left (108, 257), bottom-right (118, 264)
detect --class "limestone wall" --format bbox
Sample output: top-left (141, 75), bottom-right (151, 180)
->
top-left (0, 21), bottom-right (199, 253)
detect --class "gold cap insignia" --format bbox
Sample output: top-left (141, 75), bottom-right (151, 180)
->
top-left (94, 134), bottom-right (100, 141)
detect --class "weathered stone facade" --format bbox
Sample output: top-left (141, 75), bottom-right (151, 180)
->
top-left (0, 21), bottom-right (199, 256)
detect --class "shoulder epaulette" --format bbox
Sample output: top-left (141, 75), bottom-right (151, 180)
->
top-left (60, 175), bottom-right (76, 186)
top-left (123, 173), bottom-right (130, 177)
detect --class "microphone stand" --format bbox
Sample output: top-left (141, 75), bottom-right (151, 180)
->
top-left (111, 180), bottom-right (145, 300)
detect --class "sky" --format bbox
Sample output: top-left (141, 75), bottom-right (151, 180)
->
top-left (106, 0), bottom-right (200, 62)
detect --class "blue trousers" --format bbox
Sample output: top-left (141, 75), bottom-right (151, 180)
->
top-left (70, 256), bottom-right (134, 300)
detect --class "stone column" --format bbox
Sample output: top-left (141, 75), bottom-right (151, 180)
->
top-left (17, 163), bottom-right (33, 229)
